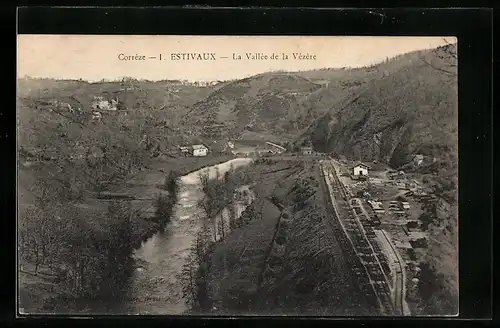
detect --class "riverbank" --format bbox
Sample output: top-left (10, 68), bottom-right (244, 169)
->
top-left (18, 155), bottom-right (235, 314)
top-left (113, 157), bottom-right (254, 314)
top-left (120, 155), bottom-right (236, 248)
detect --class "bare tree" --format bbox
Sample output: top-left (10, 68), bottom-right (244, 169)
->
top-left (420, 38), bottom-right (457, 76)
top-left (181, 220), bottom-right (213, 310)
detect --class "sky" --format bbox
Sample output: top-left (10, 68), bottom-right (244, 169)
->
top-left (17, 35), bottom-right (456, 82)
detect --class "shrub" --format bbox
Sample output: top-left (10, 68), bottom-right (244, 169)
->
top-left (396, 195), bottom-right (407, 202)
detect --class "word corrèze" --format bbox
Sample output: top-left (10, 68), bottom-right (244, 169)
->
top-left (117, 53), bottom-right (147, 61)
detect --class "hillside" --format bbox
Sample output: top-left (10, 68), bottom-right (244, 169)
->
top-left (181, 45), bottom-right (457, 168)
top-left (17, 77), bottom-right (219, 241)
top-left (16, 77), bottom-right (236, 313)
top-left (182, 74), bottom-right (323, 139)
top-left (18, 45), bottom-right (458, 167)
top-left (17, 78), bottom-right (222, 257)
top-left (301, 45), bottom-right (457, 169)
top-left (17, 78), bottom-right (217, 155)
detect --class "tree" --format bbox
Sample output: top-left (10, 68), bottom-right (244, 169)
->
top-left (218, 213), bottom-right (226, 240)
top-left (102, 201), bottom-right (134, 298)
top-left (417, 262), bottom-right (457, 315)
top-left (19, 207), bottom-right (45, 273)
top-left (420, 38), bottom-right (457, 76)
top-left (395, 195), bottom-right (407, 202)
top-left (198, 169), bottom-right (219, 242)
top-left (19, 180), bottom-right (69, 274)
top-left (164, 171), bottom-right (179, 196)
top-left (155, 192), bottom-right (174, 228)
top-left (181, 221), bottom-right (213, 311)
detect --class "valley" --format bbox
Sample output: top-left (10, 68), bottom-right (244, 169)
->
top-left (17, 43), bottom-right (458, 316)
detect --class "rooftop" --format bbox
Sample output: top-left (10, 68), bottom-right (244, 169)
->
top-left (409, 231), bottom-right (427, 240)
top-left (192, 144), bottom-right (208, 150)
top-left (353, 162), bottom-right (371, 169)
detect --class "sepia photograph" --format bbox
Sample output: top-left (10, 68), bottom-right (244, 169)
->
top-left (17, 35), bottom-right (458, 316)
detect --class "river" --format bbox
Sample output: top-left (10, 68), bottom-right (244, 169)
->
top-left (121, 158), bottom-right (254, 315)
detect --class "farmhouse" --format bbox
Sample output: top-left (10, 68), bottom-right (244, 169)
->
top-left (91, 96), bottom-right (118, 111)
top-left (192, 144), bottom-right (208, 157)
top-left (353, 163), bottom-right (370, 176)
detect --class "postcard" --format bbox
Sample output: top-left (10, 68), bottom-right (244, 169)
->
top-left (17, 35), bottom-right (458, 316)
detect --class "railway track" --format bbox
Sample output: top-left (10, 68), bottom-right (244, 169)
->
top-left (319, 159), bottom-right (402, 316)
top-left (379, 229), bottom-right (407, 315)
top-left (319, 162), bottom-right (388, 314)
top-left (318, 165), bottom-right (381, 313)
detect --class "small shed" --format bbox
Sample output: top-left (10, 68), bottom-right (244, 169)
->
top-left (353, 163), bottom-right (370, 176)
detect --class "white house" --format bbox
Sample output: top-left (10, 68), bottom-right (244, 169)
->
top-left (192, 144), bottom-right (208, 157)
top-left (353, 163), bottom-right (370, 176)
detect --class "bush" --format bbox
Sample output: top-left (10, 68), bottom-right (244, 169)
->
top-left (417, 262), bottom-right (458, 315)
top-left (154, 193), bottom-right (175, 227)
top-left (164, 171), bottom-right (179, 195)
top-left (396, 195), bottom-right (407, 202)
